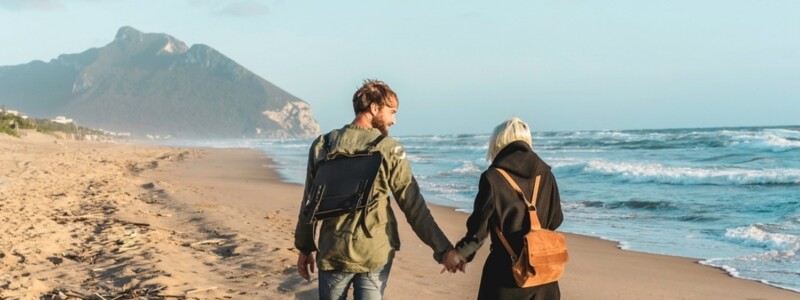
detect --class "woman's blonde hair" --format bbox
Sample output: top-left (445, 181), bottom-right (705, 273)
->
top-left (487, 117), bottom-right (533, 162)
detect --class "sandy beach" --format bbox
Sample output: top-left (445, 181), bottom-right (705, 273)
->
top-left (1, 132), bottom-right (797, 299)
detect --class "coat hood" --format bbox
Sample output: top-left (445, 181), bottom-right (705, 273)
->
top-left (490, 140), bottom-right (551, 179)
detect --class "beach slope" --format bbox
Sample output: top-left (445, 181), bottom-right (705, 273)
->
top-left (0, 133), bottom-right (796, 299)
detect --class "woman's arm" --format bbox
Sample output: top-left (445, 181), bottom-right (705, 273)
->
top-left (547, 172), bottom-right (564, 230)
top-left (455, 173), bottom-right (495, 262)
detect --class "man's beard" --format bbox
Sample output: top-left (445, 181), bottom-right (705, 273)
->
top-left (372, 118), bottom-right (389, 136)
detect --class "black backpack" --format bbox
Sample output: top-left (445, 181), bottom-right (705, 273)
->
top-left (301, 133), bottom-right (385, 238)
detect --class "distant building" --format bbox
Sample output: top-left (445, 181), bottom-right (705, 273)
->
top-left (52, 116), bottom-right (74, 124)
top-left (98, 129), bottom-right (131, 137)
top-left (6, 110), bottom-right (19, 116)
top-left (146, 134), bottom-right (171, 140)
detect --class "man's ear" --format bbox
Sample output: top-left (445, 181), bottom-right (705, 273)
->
top-left (369, 102), bottom-right (379, 115)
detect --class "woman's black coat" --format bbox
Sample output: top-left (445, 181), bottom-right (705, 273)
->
top-left (456, 141), bottom-right (564, 299)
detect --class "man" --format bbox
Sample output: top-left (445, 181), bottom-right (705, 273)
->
top-left (294, 79), bottom-right (461, 299)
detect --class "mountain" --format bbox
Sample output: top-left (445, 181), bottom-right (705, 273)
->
top-left (0, 26), bottom-right (320, 138)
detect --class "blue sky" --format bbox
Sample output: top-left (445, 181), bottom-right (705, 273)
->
top-left (1, 0), bottom-right (798, 135)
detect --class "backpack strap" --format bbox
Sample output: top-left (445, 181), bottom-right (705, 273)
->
top-left (493, 226), bottom-right (519, 262)
top-left (310, 133), bottom-right (332, 244)
top-left (357, 134), bottom-right (386, 154)
top-left (358, 134), bottom-right (386, 239)
top-left (321, 132), bottom-right (333, 160)
top-left (326, 132), bottom-right (385, 156)
top-left (496, 168), bottom-right (542, 229)
top-left (496, 169), bottom-right (532, 206)
top-left (493, 168), bottom-right (543, 263)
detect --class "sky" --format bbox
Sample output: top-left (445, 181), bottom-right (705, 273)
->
top-left (1, 0), bottom-right (798, 136)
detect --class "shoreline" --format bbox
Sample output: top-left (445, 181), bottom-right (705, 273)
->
top-left (430, 205), bottom-right (800, 294)
top-left (258, 147), bottom-right (800, 298)
top-left (1, 133), bottom-right (797, 299)
top-left (261, 150), bottom-right (798, 295)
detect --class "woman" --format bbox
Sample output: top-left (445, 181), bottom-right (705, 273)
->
top-left (454, 117), bottom-right (564, 299)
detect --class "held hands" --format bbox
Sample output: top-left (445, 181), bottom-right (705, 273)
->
top-left (297, 252), bottom-right (316, 281)
top-left (440, 249), bottom-right (467, 274)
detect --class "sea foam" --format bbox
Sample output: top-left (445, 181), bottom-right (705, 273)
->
top-left (583, 160), bottom-right (800, 185)
top-left (725, 224), bottom-right (800, 252)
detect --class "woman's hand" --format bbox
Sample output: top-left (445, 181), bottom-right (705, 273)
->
top-left (440, 249), bottom-right (467, 273)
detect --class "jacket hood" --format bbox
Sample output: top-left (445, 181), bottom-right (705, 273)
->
top-left (490, 141), bottom-right (551, 178)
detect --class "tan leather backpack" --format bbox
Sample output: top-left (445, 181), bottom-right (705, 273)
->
top-left (493, 168), bottom-right (569, 287)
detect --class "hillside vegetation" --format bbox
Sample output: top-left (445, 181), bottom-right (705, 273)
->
top-left (1, 111), bottom-right (111, 139)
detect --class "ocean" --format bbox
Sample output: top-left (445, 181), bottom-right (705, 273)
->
top-left (171, 125), bottom-right (800, 292)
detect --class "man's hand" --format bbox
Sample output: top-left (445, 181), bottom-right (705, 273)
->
top-left (297, 252), bottom-right (315, 281)
top-left (440, 249), bottom-right (466, 273)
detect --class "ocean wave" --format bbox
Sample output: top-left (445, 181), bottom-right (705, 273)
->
top-left (606, 200), bottom-right (677, 210)
top-left (702, 224), bottom-right (800, 292)
top-left (403, 145), bottom-right (487, 151)
top-left (702, 257), bottom-right (800, 293)
top-left (729, 133), bottom-right (800, 152)
top-left (583, 160), bottom-right (800, 185)
top-left (692, 153), bottom-right (748, 163)
top-left (397, 134), bottom-right (490, 143)
top-left (691, 153), bottom-right (778, 165)
top-left (737, 156), bottom-right (776, 164)
top-left (583, 130), bottom-right (636, 139)
top-left (725, 224), bottom-right (800, 252)
top-left (549, 159), bottom-right (585, 168)
top-left (390, 127), bottom-right (800, 153)
top-left (765, 128), bottom-right (800, 135)
top-left (700, 220), bottom-right (800, 292)
top-left (416, 181), bottom-right (477, 199)
top-left (535, 127), bottom-right (800, 152)
top-left (539, 135), bottom-right (726, 150)
top-left (406, 154), bottom-right (437, 164)
top-left (574, 200), bottom-right (679, 211)
top-left (576, 201), bottom-right (605, 208)
top-left (550, 160), bottom-right (594, 177)
top-left (677, 215), bottom-right (721, 222)
top-left (438, 161), bottom-right (483, 176)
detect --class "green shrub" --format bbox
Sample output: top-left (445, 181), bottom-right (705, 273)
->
top-left (1, 125), bottom-right (20, 138)
top-left (0, 112), bottom-right (109, 138)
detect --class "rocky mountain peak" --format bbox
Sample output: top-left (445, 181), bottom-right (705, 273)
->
top-left (115, 26), bottom-right (144, 44)
top-left (113, 26), bottom-right (188, 57)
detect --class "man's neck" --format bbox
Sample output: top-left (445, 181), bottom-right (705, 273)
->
top-left (351, 114), bottom-right (373, 129)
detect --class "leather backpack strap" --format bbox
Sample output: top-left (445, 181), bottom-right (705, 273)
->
top-left (495, 168), bottom-right (530, 205)
top-left (495, 168), bottom-right (543, 230)
top-left (493, 225), bottom-right (518, 262)
top-left (529, 175), bottom-right (542, 230)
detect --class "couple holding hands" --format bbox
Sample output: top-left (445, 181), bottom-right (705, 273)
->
top-left (294, 80), bottom-right (564, 300)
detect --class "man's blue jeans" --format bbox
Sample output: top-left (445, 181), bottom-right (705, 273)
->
top-left (318, 260), bottom-right (393, 300)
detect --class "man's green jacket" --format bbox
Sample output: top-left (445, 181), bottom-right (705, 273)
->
top-left (294, 124), bottom-right (453, 272)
